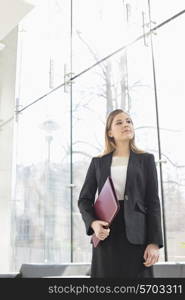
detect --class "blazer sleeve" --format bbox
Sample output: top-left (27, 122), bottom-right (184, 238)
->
top-left (78, 157), bottom-right (98, 236)
top-left (145, 154), bottom-right (164, 248)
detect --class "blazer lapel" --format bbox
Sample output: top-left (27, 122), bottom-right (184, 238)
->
top-left (124, 149), bottom-right (138, 193)
top-left (124, 149), bottom-right (140, 207)
top-left (99, 151), bottom-right (113, 190)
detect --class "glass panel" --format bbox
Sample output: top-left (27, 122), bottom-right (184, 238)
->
top-left (153, 15), bottom-right (185, 261)
top-left (125, 0), bottom-right (149, 41)
top-left (16, 0), bottom-right (70, 108)
top-left (72, 36), bottom-right (163, 262)
top-left (73, 0), bottom-right (132, 74)
top-left (126, 38), bottom-right (158, 153)
top-left (72, 66), bottom-right (107, 262)
top-left (11, 88), bottom-right (71, 271)
top-left (126, 38), bottom-right (165, 262)
top-left (150, 0), bottom-right (185, 25)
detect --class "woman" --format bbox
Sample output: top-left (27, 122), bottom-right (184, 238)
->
top-left (78, 109), bottom-right (163, 278)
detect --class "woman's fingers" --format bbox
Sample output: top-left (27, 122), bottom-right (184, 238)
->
top-left (97, 228), bottom-right (110, 240)
top-left (144, 253), bottom-right (160, 267)
top-left (143, 244), bottom-right (160, 267)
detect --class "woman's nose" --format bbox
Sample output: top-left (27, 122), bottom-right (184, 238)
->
top-left (123, 125), bottom-right (131, 132)
top-left (123, 123), bottom-right (129, 129)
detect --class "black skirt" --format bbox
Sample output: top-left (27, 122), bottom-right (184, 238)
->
top-left (91, 201), bottom-right (154, 278)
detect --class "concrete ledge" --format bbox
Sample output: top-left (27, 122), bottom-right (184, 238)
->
top-left (18, 263), bottom-right (90, 278)
top-left (153, 262), bottom-right (185, 278)
top-left (1, 262), bottom-right (184, 278)
top-left (0, 273), bottom-right (18, 278)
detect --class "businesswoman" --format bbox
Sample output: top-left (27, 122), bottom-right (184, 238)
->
top-left (78, 109), bottom-right (163, 278)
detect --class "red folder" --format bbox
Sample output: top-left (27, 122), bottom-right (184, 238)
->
top-left (91, 176), bottom-right (120, 247)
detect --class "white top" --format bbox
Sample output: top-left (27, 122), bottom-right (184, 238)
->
top-left (110, 156), bottom-right (129, 200)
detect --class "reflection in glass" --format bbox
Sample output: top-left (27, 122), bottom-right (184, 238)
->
top-left (11, 89), bottom-right (71, 270)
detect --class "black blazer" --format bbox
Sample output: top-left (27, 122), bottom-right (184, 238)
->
top-left (78, 149), bottom-right (164, 248)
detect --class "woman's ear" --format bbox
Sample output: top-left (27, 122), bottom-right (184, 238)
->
top-left (108, 130), bottom-right (112, 138)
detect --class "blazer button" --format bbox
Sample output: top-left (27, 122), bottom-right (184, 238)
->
top-left (124, 194), bottom-right (128, 200)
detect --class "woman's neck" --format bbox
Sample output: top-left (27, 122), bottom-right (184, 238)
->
top-left (113, 141), bottom-right (130, 157)
top-left (113, 148), bottom-right (130, 157)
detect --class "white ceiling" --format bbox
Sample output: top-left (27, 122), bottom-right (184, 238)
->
top-left (0, 0), bottom-right (34, 42)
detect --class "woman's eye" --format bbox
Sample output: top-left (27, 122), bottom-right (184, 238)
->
top-left (116, 120), bottom-right (132, 125)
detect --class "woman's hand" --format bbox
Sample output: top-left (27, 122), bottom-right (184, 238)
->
top-left (91, 220), bottom-right (110, 240)
top-left (143, 243), bottom-right (160, 267)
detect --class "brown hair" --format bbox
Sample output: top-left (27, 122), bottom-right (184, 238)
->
top-left (96, 109), bottom-right (146, 157)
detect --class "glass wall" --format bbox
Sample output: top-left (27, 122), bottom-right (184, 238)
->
top-left (10, 0), bottom-right (185, 270)
top-left (11, 88), bottom-right (71, 270)
top-left (150, 0), bottom-right (185, 25)
top-left (16, 0), bottom-right (71, 107)
top-left (152, 13), bottom-right (185, 261)
top-left (72, 0), bottom-right (128, 74)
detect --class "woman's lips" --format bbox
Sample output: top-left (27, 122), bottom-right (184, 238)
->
top-left (122, 130), bottom-right (131, 133)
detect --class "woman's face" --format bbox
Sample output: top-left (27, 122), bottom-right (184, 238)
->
top-left (108, 112), bottom-right (134, 143)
